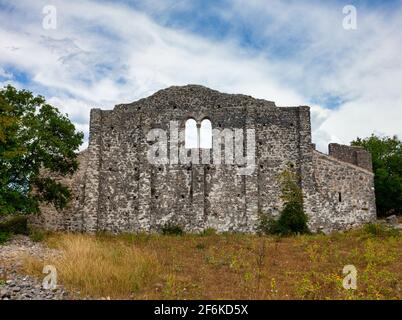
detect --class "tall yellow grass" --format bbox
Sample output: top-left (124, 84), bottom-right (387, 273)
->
top-left (19, 226), bottom-right (401, 300)
top-left (24, 234), bottom-right (161, 299)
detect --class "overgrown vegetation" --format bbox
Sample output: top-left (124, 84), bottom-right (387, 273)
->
top-left (199, 227), bottom-right (217, 236)
top-left (0, 85), bottom-right (83, 215)
top-left (0, 215), bottom-right (28, 235)
top-left (0, 215), bottom-right (46, 244)
top-left (28, 227), bottom-right (47, 242)
top-left (16, 226), bottom-right (400, 300)
top-left (352, 134), bottom-right (402, 217)
top-left (258, 168), bottom-right (310, 236)
top-left (0, 231), bottom-right (10, 244)
top-left (160, 222), bottom-right (184, 235)
top-left (363, 223), bottom-right (400, 237)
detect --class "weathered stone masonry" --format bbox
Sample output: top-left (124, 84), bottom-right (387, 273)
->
top-left (34, 85), bottom-right (376, 233)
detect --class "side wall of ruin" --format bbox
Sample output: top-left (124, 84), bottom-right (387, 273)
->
top-left (305, 150), bottom-right (376, 232)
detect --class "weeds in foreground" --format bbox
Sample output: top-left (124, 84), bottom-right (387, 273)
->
top-left (16, 225), bottom-right (402, 300)
top-left (363, 223), bottom-right (400, 238)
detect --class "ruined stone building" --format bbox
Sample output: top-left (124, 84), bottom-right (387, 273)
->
top-left (36, 85), bottom-right (377, 233)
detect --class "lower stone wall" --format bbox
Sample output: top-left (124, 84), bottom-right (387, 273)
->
top-left (32, 148), bottom-right (377, 234)
top-left (306, 150), bottom-right (376, 233)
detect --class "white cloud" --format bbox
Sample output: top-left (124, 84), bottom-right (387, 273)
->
top-left (0, 0), bottom-right (400, 152)
top-left (215, 0), bottom-right (402, 150)
top-left (0, 67), bottom-right (12, 78)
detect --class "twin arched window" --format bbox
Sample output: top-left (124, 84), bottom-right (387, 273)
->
top-left (185, 119), bottom-right (212, 149)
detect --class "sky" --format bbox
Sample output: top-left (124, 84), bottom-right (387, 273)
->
top-left (0, 0), bottom-right (401, 152)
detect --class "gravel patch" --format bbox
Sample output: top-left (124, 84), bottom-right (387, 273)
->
top-left (0, 235), bottom-right (72, 300)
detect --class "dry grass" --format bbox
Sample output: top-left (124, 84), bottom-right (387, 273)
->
top-left (21, 226), bottom-right (401, 300)
top-left (23, 234), bottom-right (161, 299)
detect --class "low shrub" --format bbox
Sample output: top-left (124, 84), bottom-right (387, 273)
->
top-left (0, 231), bottom-right (10, 244)
top-left (195, 242), bottom-right (206, 250)
top-left (161, 222), bottom-right (184, 236)
top-left (275, 202), bottom-right (310, 236)
top-left (199, 227), bottom-right (217, 236)
top-left (0, 215), bottom-right (28, 235)
top-left (363, 223), bottom-right (400, 237)
top-left (258, 203), bottom-right (310, 236)
top-left (259, 167), bottom-right (310, 236)
top-left (29, 228), bottom-right (46, 242)
top-left (256, 212), bottom-right (277, 235)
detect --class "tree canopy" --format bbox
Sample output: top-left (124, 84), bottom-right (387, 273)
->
top-left (352, 134), bottom-right (402, 217)
top-left (0, 85), bottom-right (83, 215)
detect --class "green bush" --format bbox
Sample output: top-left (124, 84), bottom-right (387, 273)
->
top-left (258, 167), bottom-right (310, 236)
top-left (363, 223), bottom-right (400, 237)
top-left (256, 212), bottom-right (277, 235)
top-left (0, 215), bottom-right (28, 235)
top-left (29, 228), bottom-right (46, 242)
top-left (258, 203), bottom-right (310, 236)
top-left (275, 201), bottom-right (310, 235)
top-left (0, 231), bottom-right (10, 244)
top-left (195, 242), bottom-right (206, 250)
top-left (199, 227), bottom-right (217, 236)
top-left (161, 222), bottom-right (184, 236)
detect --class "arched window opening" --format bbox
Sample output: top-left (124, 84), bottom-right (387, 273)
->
top-left (185, 119), bottom-right (198, 149)
top-left (200, 119), bottom-right (212, 149)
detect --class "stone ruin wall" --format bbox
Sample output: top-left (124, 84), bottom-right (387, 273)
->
top-left (307, 150), bottom-right (376, 233)
top-left (33, 85), bottom-right (377, 234)
top-left (328, 143), bottom-right (373, 172)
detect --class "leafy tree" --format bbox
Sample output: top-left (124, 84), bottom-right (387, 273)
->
top-left (352, 135), bottom-right (402, 217)
top-left (0, 85), bottom-right (83, 215)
